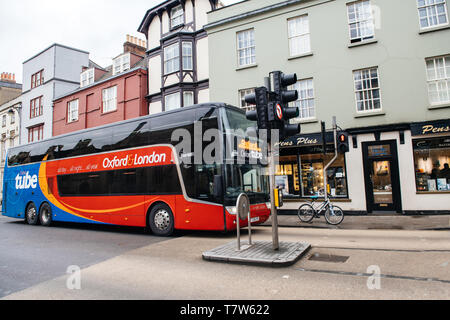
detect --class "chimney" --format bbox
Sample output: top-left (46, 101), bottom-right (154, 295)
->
top-left (1, 72), bottom-right (16, 83)
top-left (123, 34), bottom-right (146, 57)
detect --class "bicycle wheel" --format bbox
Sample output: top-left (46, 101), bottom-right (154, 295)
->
top-left (324, 205), bottom-right (344, 225)
top-left (298, 203), bottom-right (315, 223)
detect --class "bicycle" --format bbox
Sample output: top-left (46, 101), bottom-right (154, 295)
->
top-left (297, 195), bottom-right (344, 226)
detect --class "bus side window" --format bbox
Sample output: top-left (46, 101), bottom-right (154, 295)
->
top-left (149, 111), bottom-right (195, 146)
top-left (112, 121), bottom-right (150, 151)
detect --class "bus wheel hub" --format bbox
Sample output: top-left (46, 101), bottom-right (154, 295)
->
top-left (154, 210), bottom-right (170, 230)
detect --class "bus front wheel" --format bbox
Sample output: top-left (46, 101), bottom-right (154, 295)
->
top-left (148, 203), bottom-right (174, 237)
top-left (26, 202), bottom-right (39, 225)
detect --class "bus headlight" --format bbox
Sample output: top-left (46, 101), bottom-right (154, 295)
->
top-left (226, 206), bottom-right (237, 215)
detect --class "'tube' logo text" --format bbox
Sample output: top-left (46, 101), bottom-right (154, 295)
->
top-left (15, 172), bottom-right (38, 190)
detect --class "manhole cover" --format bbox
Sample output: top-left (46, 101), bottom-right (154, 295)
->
top-left (308, 253), bottom-right (349, 263)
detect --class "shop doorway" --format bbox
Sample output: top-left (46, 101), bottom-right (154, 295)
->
top-left (362, 140), bottom-right (402, 213)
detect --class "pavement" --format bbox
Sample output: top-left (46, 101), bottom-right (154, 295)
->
top-left (3, 227), bottom-right (449, 300)
top-left (1, 214), bottom-right (449, 300)
top-left (264, 214), bottom-right (450, 231)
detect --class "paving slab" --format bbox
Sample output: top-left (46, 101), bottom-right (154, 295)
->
top-left (202, 240), bottom-right (311, 267)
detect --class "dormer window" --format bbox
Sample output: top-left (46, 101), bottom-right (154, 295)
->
top-left (113, 53), bottom-right (131, 75)
top-left (80, 68), bottom-right (94, 88)
top-left (170, 5), bottom-right (184, 29)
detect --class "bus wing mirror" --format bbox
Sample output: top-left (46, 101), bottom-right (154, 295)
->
top-left (213, 175), bottom-right (223, 198)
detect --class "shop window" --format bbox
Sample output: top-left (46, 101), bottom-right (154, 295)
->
top-left (413, 136), bottom-right (450, 192)
top-left (277, 152), bottom-right (348, 198)
top-left (275, 156), bottom-right (300, 197)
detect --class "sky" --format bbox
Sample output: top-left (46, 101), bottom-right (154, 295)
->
top-left (0, 0), bottom-right (241, 84)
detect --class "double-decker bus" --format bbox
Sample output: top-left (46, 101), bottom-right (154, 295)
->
top-left (2, 103), bottom-right (270, 236)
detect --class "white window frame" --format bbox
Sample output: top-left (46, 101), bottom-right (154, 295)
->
top-left (347, 0), bottom-right (375, 43)
top-left (182, 42), bottom-right (193, 71)
top-left (9, 130), bottom-right (15, 148)
top-left (183, 91), bottom-right (194, 107)
top-left (237, 29), bottom-right (256, 67)
top-left (80, 68), bottom-right (94, 88)
top-left (239, 88), bottom-right (256, 111)
top-left (417, 0), bottom-right (449, 29)
top-left (426, 55), bottom-right (450, 105)
top-left (170, 5), bottom-right (184, 29)
top-left (164, 43), bottom-right (180, 75)
top-left (102, 86), bottom-right (118, 113)
top-left (2, 115), bottom-right (6, 127)
top-left (165, 92), bottom-right (181, 111)
top-left (353, 67), bottom-right (382, 113)
top-left (287, 15), bottom-right (311, 57)
top-left (113, 53), bottom-right (131, 75)
top-left (67, 99), bottom-right (79, 123)
top-left (290, 79), bottom-right (316, 121)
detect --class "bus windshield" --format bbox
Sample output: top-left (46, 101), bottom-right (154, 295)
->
top-left (224, 164), bottom-right (270, 206)
top-left (221, 107), bottom-right (256, 133)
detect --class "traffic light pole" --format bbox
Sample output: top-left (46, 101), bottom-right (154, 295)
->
top-left (246, 71), bottom-right (301, 252)
top-left (268, 141), bottom-right (279, 251)
top-left (323, 117), bottom-right (339, 202)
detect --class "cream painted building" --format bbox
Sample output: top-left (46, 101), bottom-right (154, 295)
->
top-left (0, 95), bottom-right (21, 202)
top-left (206, 0), bottom-right (450, 215)
top-left (138, 0), bottom-right (223, 114)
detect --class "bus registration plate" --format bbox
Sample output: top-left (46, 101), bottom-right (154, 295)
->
top-left (250, 217), bottom-right (260, 223)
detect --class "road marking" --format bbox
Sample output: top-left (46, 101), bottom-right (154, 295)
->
top-left (295, 268), bottom-right (450, 284)
top-left (315, 246), bottom-right (450, 253)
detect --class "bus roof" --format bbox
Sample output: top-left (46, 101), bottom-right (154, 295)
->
top-left (10, 102), bottom-right (244, 153)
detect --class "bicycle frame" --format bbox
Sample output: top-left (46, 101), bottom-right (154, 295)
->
top-left (310, 198), bottom-right (330, 217)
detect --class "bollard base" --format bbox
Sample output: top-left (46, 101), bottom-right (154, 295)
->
top-left (203, 241), bottom-right (311, 267)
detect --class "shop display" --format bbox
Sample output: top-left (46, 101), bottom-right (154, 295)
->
top-left (413, 136), bottom-right (450, 193)
top-left (278, 147), bottom-right (349, 199)
top-left (437, 178), bottom-right (447, 191)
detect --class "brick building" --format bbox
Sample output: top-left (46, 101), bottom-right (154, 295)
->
top-left (52, 37), bottom-right (148, 136)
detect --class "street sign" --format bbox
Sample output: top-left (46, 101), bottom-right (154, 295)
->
top-left (237, 193), bottom-right (250, 221)
top-left (235, 193), bottom-right (252, 251)
top-left (276, 104), bottom-right (283, 120)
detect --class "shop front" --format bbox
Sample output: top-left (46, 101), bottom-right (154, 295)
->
top-left (275, 119), bottom-right (450, 216)
top-left (275, 132), bottom-right (349, 201)
top-left (411, 119), bottom-right (450, 194)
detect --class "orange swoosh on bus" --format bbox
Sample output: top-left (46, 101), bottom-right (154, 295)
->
top-left (39, 158), bottom-right (102, 223)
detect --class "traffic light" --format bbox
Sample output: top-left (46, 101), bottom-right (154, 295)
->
top-left (270, 71), bottom-right (301, 140)
top-left (337, 132), bottom-right (349, 153)
top-left (245, 87), bottom-right (270, 131)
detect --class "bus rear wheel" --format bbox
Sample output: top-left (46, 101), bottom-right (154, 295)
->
top-left (26, 202), bottom-right (39, 225)
top-left (39, 203), bottom-right (52, 227)
top-left (148, 203), bottom-right (174, 237)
